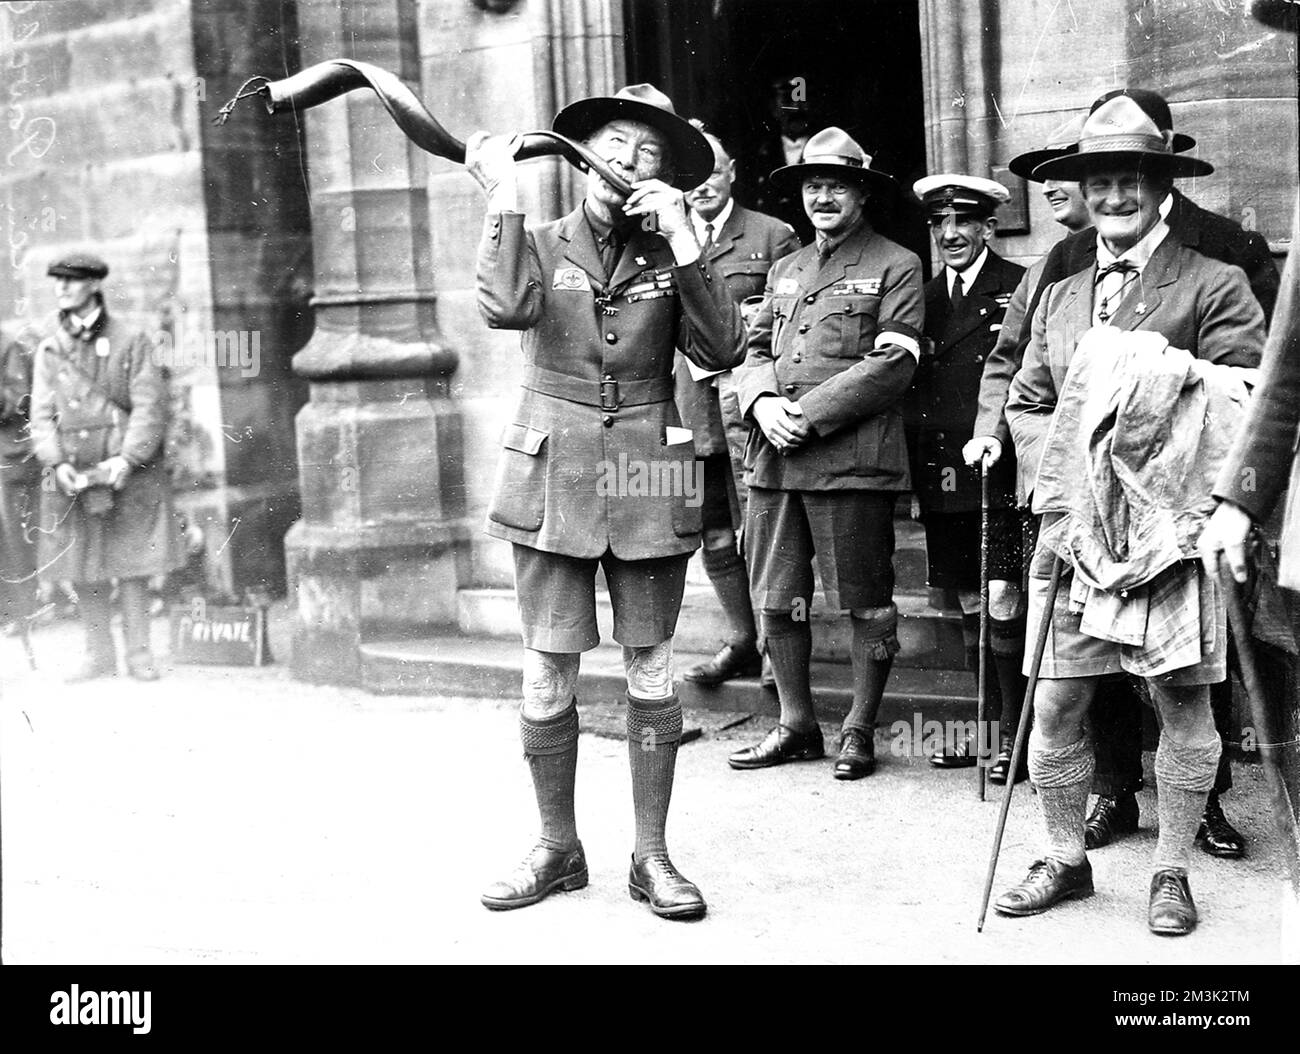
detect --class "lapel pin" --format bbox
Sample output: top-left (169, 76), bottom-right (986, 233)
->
top-left (979, 307), bottom-right (988, 316)
top-left (635, 256), bottom-right (647, 266)
top-left (1136, 303), bottom-right (1147, 315)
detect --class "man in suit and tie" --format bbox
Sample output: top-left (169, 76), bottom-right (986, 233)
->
top-left (466, 85), bottom-right (745, 920)
top-left (727, 127), bottom-right (924, 780)
top-left (998, 95), bottom-right (1264, 935)
top-left (905, 176), bottom-right (1028, 780)
top-left (678, 127), bottom-right (802, 687)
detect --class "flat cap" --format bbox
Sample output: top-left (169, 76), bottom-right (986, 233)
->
top-left (913, 174), bottom-right (1010, 216)
top-left (47, 253), bottom-right (109, 280)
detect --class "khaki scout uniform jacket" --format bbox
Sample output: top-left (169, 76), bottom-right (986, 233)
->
top-left (735, 221), bottom-right (924, 491)
top-left (1007, 232), bottom-right (1265, 502)
top-left (906, 250), bottom-right (1025, 515)
top-left (674, 205), bottom-right (801, 457)
top-left (476, 208), bottom-right (745, 561)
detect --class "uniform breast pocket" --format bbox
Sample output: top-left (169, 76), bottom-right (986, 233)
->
top-left (821, 296), bottom-right (879, 358)
top-left (488, 423), bottom-right (548, 531)
top-left (719, 261), bottom-right (772, 301)
top-left (664, 438), bottom-right (703, 537)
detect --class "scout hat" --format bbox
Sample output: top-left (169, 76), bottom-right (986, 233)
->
top-left (1089, 88), bottom-right (1197, 152)
top-left (1032, 94), bottom-right (1214, 181)
top-left (47, 252), bottom-right (109, 280)
top-left (913, 174), bottom-right (1010, 218)
top-left (1253, 0), bottom-right (1298, 31)
top-left (768, 127), bottom-right (896, 196)
top-left (1007, 113), bottom-right (1087, 181)
top-left (552, 83), bottom-right (713, 190)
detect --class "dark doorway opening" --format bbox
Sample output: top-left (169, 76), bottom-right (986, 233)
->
top-left (623, 0), bottom-right (929, 264)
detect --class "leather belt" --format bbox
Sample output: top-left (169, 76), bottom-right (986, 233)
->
top-left (522, 365), bottom-right (673, 411)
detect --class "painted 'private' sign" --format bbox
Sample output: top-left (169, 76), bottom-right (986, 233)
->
top-left (169, 601), bottom-right (271, 666)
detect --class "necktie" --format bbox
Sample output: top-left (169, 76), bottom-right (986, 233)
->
top-left (702, 222), bottom-right (715, 255)
top-left (950, 272), bottom-right (965, 312)
top-left (817, 241), bottom-right (833, 270)
top-left (1095, 260), bottom-right (1138, 324)
top-left (599, 229), bottom-right (623, 280)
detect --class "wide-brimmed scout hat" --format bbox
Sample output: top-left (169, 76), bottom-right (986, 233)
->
top-left (552, 83), bottom-right (713, 190)
top-left (1008, 113), bottom-right (1087, 181)
top-left (47, 253), bottom-right (109, 280)
top-left (1253, 0), bottom-right (1298, 31)
top-left (1032, 94), bottom-right (1213, 181)
top-left (913, 174), bottom-right (1010, 218)
top-left (768, 126), bottom-right (896, 196)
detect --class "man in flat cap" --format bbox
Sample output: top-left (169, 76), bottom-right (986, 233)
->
top-left (1000, 90), bottom-right (1279, 862)
top-left (906, 175), bottom-right (1028, 778)
top-left (466, 84), bottom-right (744, 920)
top-left (678, 125), bottom-right (802, 688)
top-left (729, 127), bottom-right (924, 780)
top-left (30, 253), bottom-right (181, 681)
top-left (999, 94), bottom-right (1264, 935)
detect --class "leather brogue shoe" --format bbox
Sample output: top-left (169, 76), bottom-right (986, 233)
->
top-left (1148, 869), bottom-right (1198, 936)
top-left (1083, 792), bottom-right (1139, 850)
top-left (683, 642), bottom-right (761, 686)
top-left (930, 732), bottom-right (978, 769)
top-left (833, 727), bottom-right (875, 780)
top-left (728, 723), bottom-right (824, 770)
top-left (65, 657), bottom-right (118, 684)
top-left (628, 853), bottom-right (706, 919)
top-left (989, 742), bottom-right (1028, 785)
top-left (1196, 792), bottom-right (1245, 859)
top-left (480, 842), bottom-right (588, 911)
top-left (994, 857), bottom-right (1094, 917)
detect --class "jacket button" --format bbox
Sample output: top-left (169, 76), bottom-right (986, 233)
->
top-left (805, 295), bottom-right (816, 304)
top-left (605, 332), bottom-right (618, 345)
top-left (784, 383), bottom-right (797, 394)
top-left (798, 324), bottom-right (810, 333)
top-left (603, 415), bottom-right (614, 428)
top-left (792, 354), bottom-right (802, 363)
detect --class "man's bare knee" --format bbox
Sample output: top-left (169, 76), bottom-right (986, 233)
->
top-left (521, 649), bottom-right (581, 718)
top-left (1150, 681), bottom-right (1215, 744)
top-left (624, 640), bottom-right (674, 698)
top-left (1033, 677), bottom-right (1095, 744)
top-left (989, 579), bottom-right (1025, 621)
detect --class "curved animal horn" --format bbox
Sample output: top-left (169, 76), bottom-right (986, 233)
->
top-left (214, 59), bottom-right (634, 197)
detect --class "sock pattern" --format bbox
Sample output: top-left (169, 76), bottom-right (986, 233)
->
top-left (1154, 735), bottom-right (1222, 792)
top-left (627, 693), bottom-right (684, 745)
top-left (1028, 727), bottom-right (1095, 788)
top-left (519, 704), bottom-right (579, 755)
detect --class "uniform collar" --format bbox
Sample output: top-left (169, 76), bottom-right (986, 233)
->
top-left (947, 246), bottom-right (989, 295)
top-left (1096, 216), bottom-right (1170, 275)
top-left (814, 214), bottom-right (866, 258)
top-left (692, 197), bottom-right (734, 244)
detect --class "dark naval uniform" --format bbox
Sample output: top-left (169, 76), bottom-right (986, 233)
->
top-left (906, 249), bottom-right (1026, 587)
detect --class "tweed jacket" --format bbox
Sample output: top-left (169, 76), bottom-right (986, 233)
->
top-left (674, 204), bottom-right (801, 457)
top-left (734, 220), bottom-right (924, 491)
top-left (906, 249), bottom-right (1025, 514)
top-left (477, 207), bottom-right (745, 560)
top-left (1007, 232), bottom-right (1265, 506)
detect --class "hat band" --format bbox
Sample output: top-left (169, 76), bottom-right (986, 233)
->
top-left (801, 152), bottom-right (865, 168)
top-left (1077, 132), bottom-right (1172, 156)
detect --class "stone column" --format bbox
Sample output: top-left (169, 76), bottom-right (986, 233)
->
top-left (284, 0), bottom-right (470, 686)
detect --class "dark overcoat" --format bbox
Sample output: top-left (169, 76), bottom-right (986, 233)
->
top-left (29, 310), bottom-right (182, 584)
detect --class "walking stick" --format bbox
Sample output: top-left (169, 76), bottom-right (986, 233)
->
top-left (977, 459), bottom-right (990, 801)
top-left (977, 552), bottom-right (1063, 931)
top-left (1220, 568), bottom-right (1300, 898)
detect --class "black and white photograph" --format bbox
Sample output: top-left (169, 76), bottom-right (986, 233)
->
top-left (1, 0), bottom-right (1299, 1024)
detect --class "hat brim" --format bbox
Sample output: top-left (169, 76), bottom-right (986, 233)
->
top-left (768, 161), bottom-right (896, 197)
top-left (1032, 147), bottom-right (1213, 182)
top-left (551, 97), bottom-right (713, 191)
top-left (1253, 0), bottom-right (1298, 31)
top-left (1010, 133), bottom-right (1198, 182)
